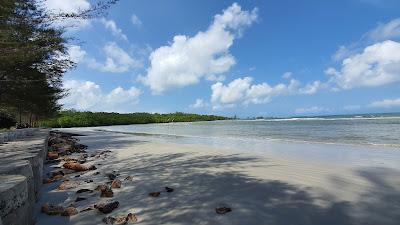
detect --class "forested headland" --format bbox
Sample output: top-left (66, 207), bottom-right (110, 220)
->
top-left (38, 110), bottom-right (227, 128)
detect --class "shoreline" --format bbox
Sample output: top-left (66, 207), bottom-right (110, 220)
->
top-left (35, 129), bottom-right (400, 225)
top-left (63, 127), bottom-right (400, 169)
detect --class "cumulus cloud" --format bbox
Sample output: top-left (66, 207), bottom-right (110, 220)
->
top-left (298, 80), bottom-right (323, 95)
top-left (88, 42), bottom-right (142, 73)
top-left (131, 14), bottom-right (142, 27)
top-left (210, 76), bottom-right (322, 109)
top-left (190, 99), bottom-right (208, 108)
top-left (367, 18), bottom-right (400, 41)
top-left (67, 45), bottom-right (86, 63)
top-left (332, 18), bottom-right (400, 62)
top-left (100, 18), bottom-right (128, 41)
top-left (332, 45), bottom-right (359, 62)
top-left (61, 80), bottom-right (141, 112)
top-left (140, 3), bottom-right (258, 94)
top-left (369, 98), bottom-right (400, 108)
top-left (295, 106), bottom-right (329, 115)
top-left (326, 40), bottom-right (400, 89)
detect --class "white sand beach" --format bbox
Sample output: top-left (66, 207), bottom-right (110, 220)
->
top-left (35, 129), bottom-right (400, 225)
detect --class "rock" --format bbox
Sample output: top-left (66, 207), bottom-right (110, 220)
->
top-left (85, 179), bottom-right (94, 183)
top-left (111, 179), bottom-right (121, 188)
top-left (62, 157), bottom-right (79, 163)
top-left (215, 206), bottom-right (232, 214)
top-left (74, 143), bottom-right (88, 151)
top-left (52, 143), bottom-right (73, 153)
top-left (95, 184), bottom-right (108, 191)
top-left (149, 192), bottom-right (160, 197)
top-left (124, 176), bottom-right (133, 181)
top-left (76, 188), bottom-right (93, 194)
top-left (43, 174), bottom-right (63, 184)
top-left (126, 213), bottom-right (138, 223)
top-left (96, 184), bottom-right (114, 197)
top-left (165, 187), bottom-right (174, 193)
top-left (88, 165), bottom-right (97, 170)
top-left (47, 151), bottom-right (59, 159)
top-left (95, 201), bottom-right (119, 214)
top-left (43, 171), bottom-right (65, 183)
top-left (102, 213), bottom-right (138, 224)
top-left (41, 203), bottom-right (64, 215)
top-left (63, 162), bottom-right (89, 172)
top-left (58, 180), bottom-right (80, 190)
top-left (101, 187), bottom-right (114, 197)
top-left (61, 207), bottom-right (79, 216)
top-left (51, 170), bottom-right (65, 177)
top-left (102, 216), bottom-right (116, 224)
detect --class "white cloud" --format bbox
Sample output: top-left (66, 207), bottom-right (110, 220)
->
top-left (44, 0), bottom-right (90, 13)
top-left (332, 45), bottom-right (359, 62)
top-left (140, 3), bottom-right (258, 94)
top-left (131, 14), bottom-right (142, 27)
top-left (295, 106), bottom-right (329, 115)
top-left (369, 98), bottom-right (400, 108)
top-left (43, 0), bottom-right (91, 29)
top-left (88, 42), bottom-right (142, 73)
top-left (332, 18), bottom-right (400, 62)
top-left (326, 40), bottom-right (400, 89)
top-left (298, 80), bottom-right (323, 95)
top-left (68, 45), bottom-right (86, 63)
top-left (210, 76), bottom-right (321, 109)
top-left (367, 18), bottom-right (400, 41)
top-left (100, 18), bottom-right (128, 41)
top-left (190, 99), bottom-right (208, 108)
top-left (61, 80), bottom-right (141, 112)
top-left (282, 72), bottom-right (292, 79)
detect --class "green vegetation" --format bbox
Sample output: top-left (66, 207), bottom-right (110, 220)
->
top-left (0, 0), bottom-right (119, 127)
top-left (0, 111), bottom-right (16, 129)
top-left (38, 110), bottom-right (227, 128)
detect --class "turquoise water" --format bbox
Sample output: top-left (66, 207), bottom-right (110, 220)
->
top-left (96, 113), bottom-right (400, 148)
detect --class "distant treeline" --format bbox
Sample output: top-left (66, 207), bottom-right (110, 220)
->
top-left (38, 110), bottom-right (227, 128)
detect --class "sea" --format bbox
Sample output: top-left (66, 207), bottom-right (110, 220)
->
top-left (85, 112), bottom-right (400, 167)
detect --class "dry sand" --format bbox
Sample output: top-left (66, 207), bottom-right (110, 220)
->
top-left (35, 129), bottom-right (400, 225)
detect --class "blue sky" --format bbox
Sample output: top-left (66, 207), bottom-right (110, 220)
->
top-left (44, 0), bottom-right (400, 117)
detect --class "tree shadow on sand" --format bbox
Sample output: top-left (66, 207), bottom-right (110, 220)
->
top-left (75, 152), bottom-right (359, 225)
top-left (51, 132), bottom-right (400, 225)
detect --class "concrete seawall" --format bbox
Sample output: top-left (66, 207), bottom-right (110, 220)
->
top-left (0, 129), bottom-right (49, 225)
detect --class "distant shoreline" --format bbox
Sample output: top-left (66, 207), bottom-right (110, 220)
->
top-left (38, 110), bottom-right (227, 128)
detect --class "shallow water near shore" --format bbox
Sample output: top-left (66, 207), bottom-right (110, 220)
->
top-left (92, 113), bottom-right (400, 148)
top-left (72, 114), bottom-right (400, 169)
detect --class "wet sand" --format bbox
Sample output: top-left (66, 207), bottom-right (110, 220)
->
top-left (35, 129), bottom-right (400, 225)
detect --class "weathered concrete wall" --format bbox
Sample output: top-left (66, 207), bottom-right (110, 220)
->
top-left (0, 129), bottom-right (49, 225)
